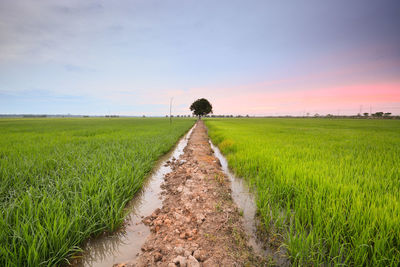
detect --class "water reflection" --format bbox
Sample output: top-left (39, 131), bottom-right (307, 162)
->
top-left (73, 125), bottom-right (195, 267)
top-left (209, 139), bottom-right (288, 265)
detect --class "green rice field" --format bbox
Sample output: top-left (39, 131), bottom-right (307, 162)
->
top-left (0, 118), bottom-right (194, 266)
top-left (206, 118), bottom-right (400, 266)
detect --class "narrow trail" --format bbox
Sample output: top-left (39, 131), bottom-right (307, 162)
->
top-left (115, 121), bottom-right (267, 266)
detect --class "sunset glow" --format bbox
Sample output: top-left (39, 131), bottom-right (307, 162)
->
top-left (0, 0), bottom-right (399, 116)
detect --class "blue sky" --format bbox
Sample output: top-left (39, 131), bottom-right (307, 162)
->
top-left (1, 0), bottom-right (399, 116)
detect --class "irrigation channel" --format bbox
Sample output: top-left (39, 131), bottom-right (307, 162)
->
top-left (74, 126), bottom-right (195, 266)
top-left (209, 141), bottom-right (287, 265)
top-left (74, 122), bottom-right (285, 266)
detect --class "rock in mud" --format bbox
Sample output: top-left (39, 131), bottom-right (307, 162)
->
top-left (184, 250), bottom-right (191, 257)
top-left (173, 255), bottom-right (187, 267)
top-left (187, 255), bottom-right (200, 267)
top-left (193, 249), bottom-right (206, 262)
top-left (153, 252), bottom-right (162, 262)
top-left (174, 246), bottom-right (184, 256)
top-left (131, 121), bottom-right (269, 266)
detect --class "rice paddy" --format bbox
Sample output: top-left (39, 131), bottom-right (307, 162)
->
top-left (0, 118), bottom-right (194, 266)
top-left (206, 118), bottom-right (400, 266)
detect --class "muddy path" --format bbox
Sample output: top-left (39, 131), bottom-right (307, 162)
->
top-left (114, 121), bottom-right (274, 266)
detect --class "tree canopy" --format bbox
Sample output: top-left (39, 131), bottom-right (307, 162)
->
top-left (190, 98), bottom-right (213, 118)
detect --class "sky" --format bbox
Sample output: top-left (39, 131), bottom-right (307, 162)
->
top-left (0, 0), bottom-right (399, 116)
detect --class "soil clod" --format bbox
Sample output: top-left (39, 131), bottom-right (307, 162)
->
top-left (117, 121), bottom-right (268, 266)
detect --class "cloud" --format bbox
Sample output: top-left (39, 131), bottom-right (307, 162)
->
top-left (1, 0), bottom-right (399, 115)
top-left (0, 1), bottom-right (115, 63)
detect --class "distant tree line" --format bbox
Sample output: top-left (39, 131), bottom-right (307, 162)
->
top-left (164, 113), bottom-right (399, 119)
top-left (22, 114), bottom-right (47, 118)
top-left (324, 112), bottom-right (395, 119)
top-left (166, 115), bottom-right (193, 117)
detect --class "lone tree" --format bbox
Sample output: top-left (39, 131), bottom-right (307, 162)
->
top-left (190, 98), bottom-right (213, 119)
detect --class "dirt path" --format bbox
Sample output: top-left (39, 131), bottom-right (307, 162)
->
top-left (115, 121), bottom-right (266, 267)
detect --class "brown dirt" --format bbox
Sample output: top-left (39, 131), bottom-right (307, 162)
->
top-left (114, 121), bottom-right (267, 267)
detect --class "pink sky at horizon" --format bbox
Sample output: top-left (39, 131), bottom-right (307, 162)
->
top-left (208, 82), bottom-right (400, 116)
top-left (140, 80), bottom-right (400, 117)
top-left (104, 79), bottom-right (400, 117)
top-left (101, 71), bottom-right (400, 116)
top-left (132, 51), bottom-right (400, 116)
top-left (1, 1), bottom-right (399, 116)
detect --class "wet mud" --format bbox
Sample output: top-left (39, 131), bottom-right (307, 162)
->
top-left (76, 121), bottom-right (288, 266)
top-left (74, 126), bottom-right (195, 266)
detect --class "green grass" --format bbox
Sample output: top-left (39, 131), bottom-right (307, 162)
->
top-left (0, 117), bottom-right (194, 266)
top-left (206, 118), bottom-right (400, 266)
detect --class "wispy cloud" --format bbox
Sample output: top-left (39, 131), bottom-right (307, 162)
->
top-left (0, 0), bottom-right (399, 115)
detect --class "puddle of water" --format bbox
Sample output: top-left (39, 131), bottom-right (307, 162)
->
top-left (208, 140), bottom-right (264, 254)
top-left (74, 125), bottom-right (195, 267)
top-left (209, 140), bottom-right (288, 265)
